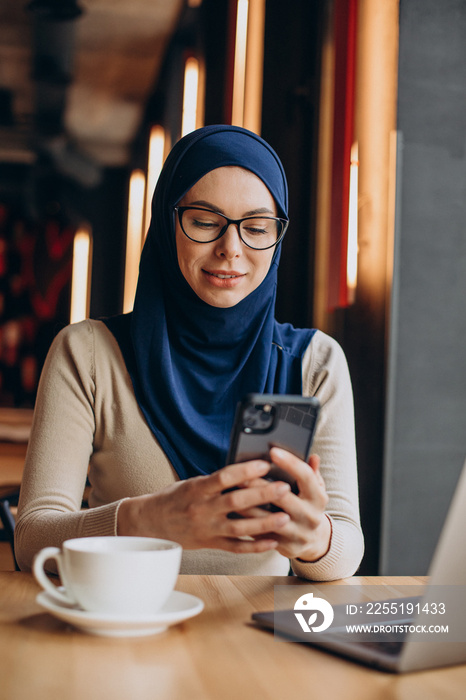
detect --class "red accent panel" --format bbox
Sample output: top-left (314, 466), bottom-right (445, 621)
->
top-left (327, 0), bottom-right (357, 310)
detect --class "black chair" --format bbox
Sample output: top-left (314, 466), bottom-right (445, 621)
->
top-left (0, 486), bottom-right (20, 570)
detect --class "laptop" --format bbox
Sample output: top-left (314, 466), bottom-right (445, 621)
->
top-left (252, 458), bottom-right (466, 673)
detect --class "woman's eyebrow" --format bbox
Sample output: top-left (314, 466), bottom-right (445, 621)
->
top-left (186, 199), bottom-right (221, 211)
top-left (185, 200), bottom-right (276, 216)
top-left (243, 207), bottom-right (276, 216)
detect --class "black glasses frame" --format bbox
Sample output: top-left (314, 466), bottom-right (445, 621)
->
top-left (174, 206), bottom-right (289, 251)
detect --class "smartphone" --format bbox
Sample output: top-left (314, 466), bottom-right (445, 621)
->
top-left (226, 394), bottom-right (320, 507)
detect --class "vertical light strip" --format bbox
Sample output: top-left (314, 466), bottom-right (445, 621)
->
top-left (386, 130), bottom-right (398, 296)
top-left (181, 56), bottom-right (200, 137)
top-left (231, 0), bottom-right (249, 126)
top-left (144, 125), bottom-right (165, 237)
top-left (123, 169), bottom-right (146, 313)
top-left (346, 141), bottom-right (359, 301)
top-left (196, 56), bottom-right (206, 130)
top-left (313, 1), bottom-right (335, 332)
top-left (70, 227), bottom-right (92, 324)
top-left (243, 0), bottom-right (265, 134)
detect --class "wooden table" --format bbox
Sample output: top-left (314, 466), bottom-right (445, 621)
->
top-left (0, 406), bottom-right (31, 491)
top-left (0, 441), bottom-right (27, 487)
top-left (1, 573), bottom-right (465, 700)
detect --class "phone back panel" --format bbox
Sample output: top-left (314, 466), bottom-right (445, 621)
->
top-left (226, 394), bottom-right (320, 468)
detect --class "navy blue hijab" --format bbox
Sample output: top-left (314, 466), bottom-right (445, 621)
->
top-left (105, 125), bottom-right (315, 479)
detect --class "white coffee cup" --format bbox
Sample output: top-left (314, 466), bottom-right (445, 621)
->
top-left (33, 536), bottom-right (182, 616)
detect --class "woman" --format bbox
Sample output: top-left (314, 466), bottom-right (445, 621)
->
top-left (15, 125), bottom-right (364, 579)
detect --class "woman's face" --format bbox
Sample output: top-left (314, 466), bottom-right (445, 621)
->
top-left (175, 166), bottom-right (277, 308)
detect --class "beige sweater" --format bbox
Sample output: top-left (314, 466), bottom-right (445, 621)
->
top-left (15, 320), bottom-right (364, 579)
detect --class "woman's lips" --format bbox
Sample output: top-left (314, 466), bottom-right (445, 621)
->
top-left (203, 269), bottom-right (245, 288)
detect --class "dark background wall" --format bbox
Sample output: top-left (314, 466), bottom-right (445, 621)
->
top-left (380, 0), bottom-right (466, 573)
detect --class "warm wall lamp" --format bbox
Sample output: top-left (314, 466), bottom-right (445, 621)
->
top-left (144, 125), bottom-right (165, 235)
top-left (181, 56), bottom-right (200, 137)
top-left (346, 142), bottom-right (359, 302)
top-left (123, 169), bottom-right (146, 313)
top-left (231, 0), bottom-right (249, 126)
top-left (70, 225), bottom-right (92, 323)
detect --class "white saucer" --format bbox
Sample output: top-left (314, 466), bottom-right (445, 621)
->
top-left (36, 589), bottom-right (204, 638)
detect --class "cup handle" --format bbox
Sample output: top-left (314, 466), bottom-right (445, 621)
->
top-left (33, 547), bottom-right (78, 607)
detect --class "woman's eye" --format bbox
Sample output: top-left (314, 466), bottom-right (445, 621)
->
top-left (245, 226), bottom-right (267, 235)
top-left (243, 220), bottom-right (272, 236)
top-left (193, 219), bottom-right (218, 229)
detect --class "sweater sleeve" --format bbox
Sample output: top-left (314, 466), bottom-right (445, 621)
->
top-left (290, 331), bottom-right (364, 581)
top-left (14, 321), bottom-right (122, 571)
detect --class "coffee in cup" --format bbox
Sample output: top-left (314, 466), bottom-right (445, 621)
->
top-left (33, 536), bottom-right (182, 616)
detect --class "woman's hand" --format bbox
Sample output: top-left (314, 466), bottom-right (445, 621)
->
top-left (117, 459), bottom-right (292, 554)
top-left (239, 448), bottom-right (331, 562)
top-left (263, 447), bottom-right (331, 561)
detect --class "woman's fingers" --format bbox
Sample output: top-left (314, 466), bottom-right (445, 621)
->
top-left (209, 536), bottom-right (280, 554)
top-left (234, 505), bottom-right (270, 518)
top-left (220, 477), bottom-right (291, 514)
top-left (223, 509), bottom-right (290, 539)
top-left (200, 460), bottom-right (295, 515)
top-left (204, 459), bottom-right (271, 495)
top-left (268, 448), bottom-right (328, 505)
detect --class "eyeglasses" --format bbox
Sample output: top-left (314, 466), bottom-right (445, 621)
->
top-left (174, 206), bottom-right (289, 251)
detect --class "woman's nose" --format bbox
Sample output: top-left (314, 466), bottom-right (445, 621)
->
top-left (215, 223), bottom-right (242, 258)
